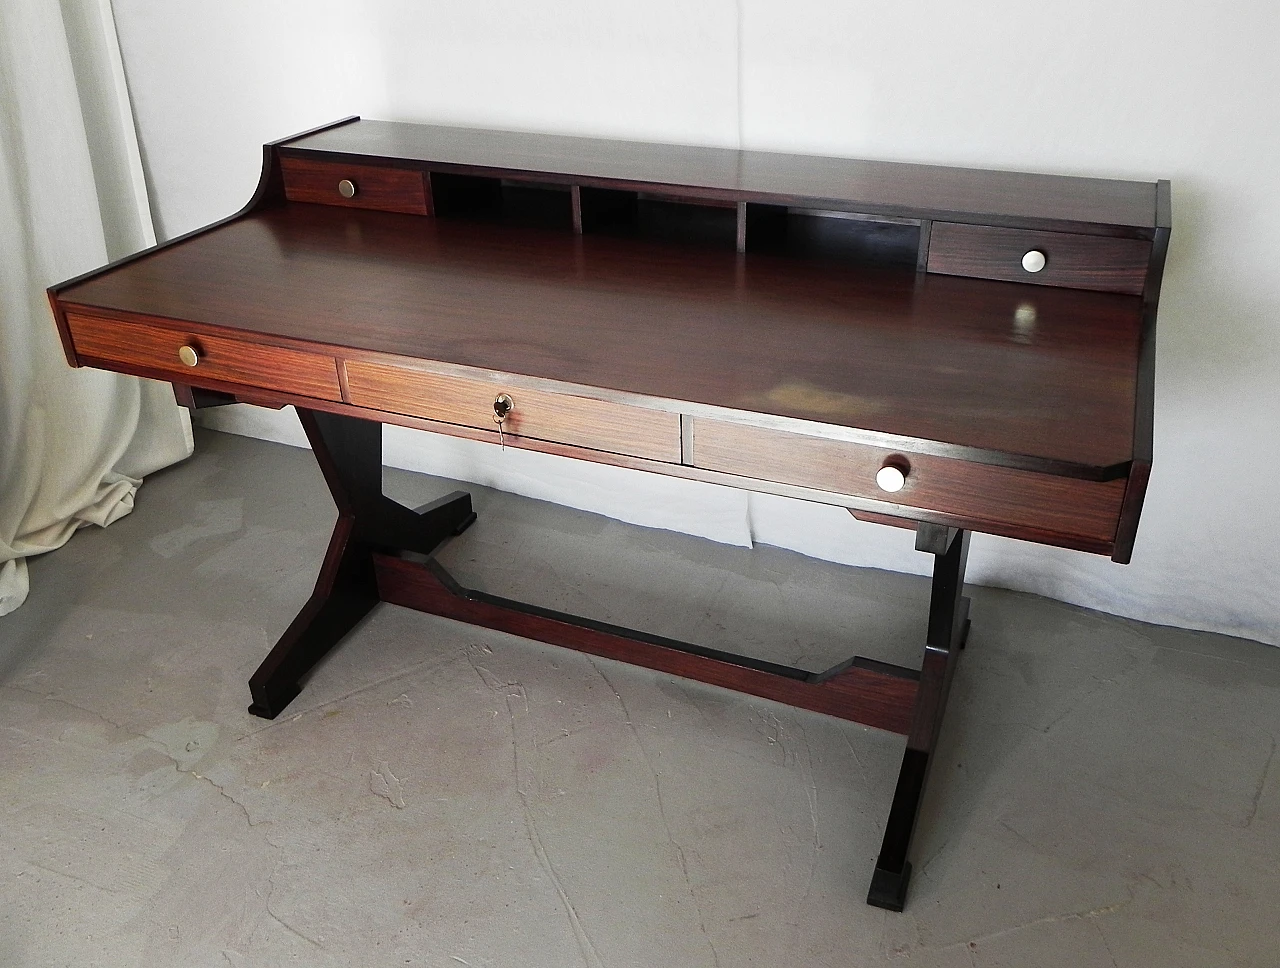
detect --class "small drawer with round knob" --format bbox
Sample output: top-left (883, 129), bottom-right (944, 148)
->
top-left (64, 312), bottom-right (343, 401)
top-left (926, 222), bottom-right (1150, 295)
top-left (280, 156), bottom-right (431, 215)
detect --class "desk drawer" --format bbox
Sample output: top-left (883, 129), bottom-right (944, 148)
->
top-left (67, 313), bottom-right (343, 401)
top-left (280, 156), bottom-right (431, 215)
top-left (344, 360), bottom-right (681, 462)
top-left (927, 222), bottom-right (1150, 295)
top-left (690, 418), bottom-right (1125, 546)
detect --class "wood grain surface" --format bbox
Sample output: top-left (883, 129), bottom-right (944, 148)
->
top-left (344, 358), bottom-right (681, 462)
top-left (280, 120), bottom-right (1158, 231)
top-left (66, 312), bottom-right (342, 401)
top-left (281, 156), bottom-right (431, 215)
top-left (692, 418), bottom-right (1125, 546)
top-left (927, 222), bottom-right (1151, 295)
top-left (57, 205), bottom-right (1143, 471)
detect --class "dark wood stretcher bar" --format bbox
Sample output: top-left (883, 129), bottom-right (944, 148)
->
top-left (48, 117), bottom-right (1170, 913)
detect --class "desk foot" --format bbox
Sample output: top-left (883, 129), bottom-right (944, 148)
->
top-left (247, 513), bottom-right (380, 718)
top-left (247, 410), bottom-right (474, 719)
top-left (867, 528), bottom-right (971, 911)
top-left (867, 862), bottom-right (912, 913)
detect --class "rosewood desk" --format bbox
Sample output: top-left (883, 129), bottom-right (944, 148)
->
top-left (48, 118), bottom-right (1169, 912)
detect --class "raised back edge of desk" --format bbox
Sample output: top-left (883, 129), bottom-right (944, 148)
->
top-left (47, 116), bottom-right (362, 367)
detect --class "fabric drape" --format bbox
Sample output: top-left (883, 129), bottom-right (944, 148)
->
top-left (0, 0), bottom-right (192, 615)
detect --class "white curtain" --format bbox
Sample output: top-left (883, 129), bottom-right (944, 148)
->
top-left (0, 0), bottom-right (193, 615)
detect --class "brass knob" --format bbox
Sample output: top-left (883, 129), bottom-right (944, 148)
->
top-left (337, 179), bottom-right (357, 199)
top-left (493, 394), bottom-right (514, 420)
top-left (178, 345), bottom-right (199, 367)
top-left (876, 458), bottom-right (909, 493)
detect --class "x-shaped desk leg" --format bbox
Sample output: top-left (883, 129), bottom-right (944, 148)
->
top-left (247, 410), bottom-right (475, 718)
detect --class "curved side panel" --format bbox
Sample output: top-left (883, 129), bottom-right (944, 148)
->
top-left (47, 116), bottom-right (361, 366)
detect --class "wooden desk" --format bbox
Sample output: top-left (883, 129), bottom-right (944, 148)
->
top-left (48, 118), bottom-right (1170, 912)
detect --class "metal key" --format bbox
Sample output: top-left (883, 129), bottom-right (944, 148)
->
top-left (492, 393), bottom-right (514, 450)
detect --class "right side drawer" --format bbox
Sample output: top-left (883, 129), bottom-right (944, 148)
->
top-left (927, 222), bottom-right (1151, 295)
top-left (689, 417), bottom-right (1126, 549)
top-left (280, 156), bottom-right (431, 215)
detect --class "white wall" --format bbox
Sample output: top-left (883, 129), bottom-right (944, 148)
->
top-left (111, 0), bottom-right (1280, 647)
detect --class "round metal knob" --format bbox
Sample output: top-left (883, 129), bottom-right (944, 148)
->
top-left (178, 345), bottom-right (199, 367)
top-left (493, 394), bottom-right (514, 420)
top-left (1021, 249), bottom-right (1047, 273)
top-left (875, 460), bottom-right (908, 493)
top-left (337, 179), bottom-right (357, 199)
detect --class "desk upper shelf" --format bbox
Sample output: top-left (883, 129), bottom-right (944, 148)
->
top-left (286, 120), bottom-right (1159, 233)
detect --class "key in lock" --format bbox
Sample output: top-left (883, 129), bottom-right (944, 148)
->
top-left (492, 393), bottom-right (514, 449)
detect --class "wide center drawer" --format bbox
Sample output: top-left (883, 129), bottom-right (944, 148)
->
top-left (344, 359), bottom-right (681, 463)
top-left (689, 417), bottom-right (1127, 548)
top-left (66, 312), bottom-right (343, 401)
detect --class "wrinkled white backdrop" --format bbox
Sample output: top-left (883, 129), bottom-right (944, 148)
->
top-left (97, 0), bottom-right (1280, 646)
top-left (0, 0), bottom-right (191, 615)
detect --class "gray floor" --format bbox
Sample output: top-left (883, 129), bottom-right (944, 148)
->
top-left (2, 428), bottom-right (1278, 968)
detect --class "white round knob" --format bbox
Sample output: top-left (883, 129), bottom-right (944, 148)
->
top-left (1021, 249), bottom-right (1047, 273)
top-left (876, 463), bottom-right (907, 493)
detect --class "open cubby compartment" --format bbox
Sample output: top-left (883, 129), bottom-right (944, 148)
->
top-left (576, 186), bottom-right (739, 249)
top-left (744, 203), bottom-right (921, 269)
top-left (430, 172), bottom-right (574, 230)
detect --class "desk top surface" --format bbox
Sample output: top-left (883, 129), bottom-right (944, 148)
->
top-left (61, 203), bottom-right (1142, 471)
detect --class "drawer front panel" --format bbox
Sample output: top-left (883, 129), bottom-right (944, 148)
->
top-left (67, 313), bottom-right (342, 401)
top-left (280, 156), bottom-right (431, 215)
top-left (928, 222), bottom-right (1150, 295)
top-left (691, 418), bottom-right (1125, 545)
top-left (345, 360), bottom-right (681, 463)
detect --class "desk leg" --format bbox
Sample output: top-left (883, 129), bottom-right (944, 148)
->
top-left (247, 410), bottom-right (476, 719)
top-left (867, 527), bottom-right (971, 911)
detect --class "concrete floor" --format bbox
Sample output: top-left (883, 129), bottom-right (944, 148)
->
top-left (2, 428), bottom-right (1278, 968)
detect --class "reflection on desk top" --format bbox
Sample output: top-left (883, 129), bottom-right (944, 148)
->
top-left (59, 203), bottom-right (1142, 472)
